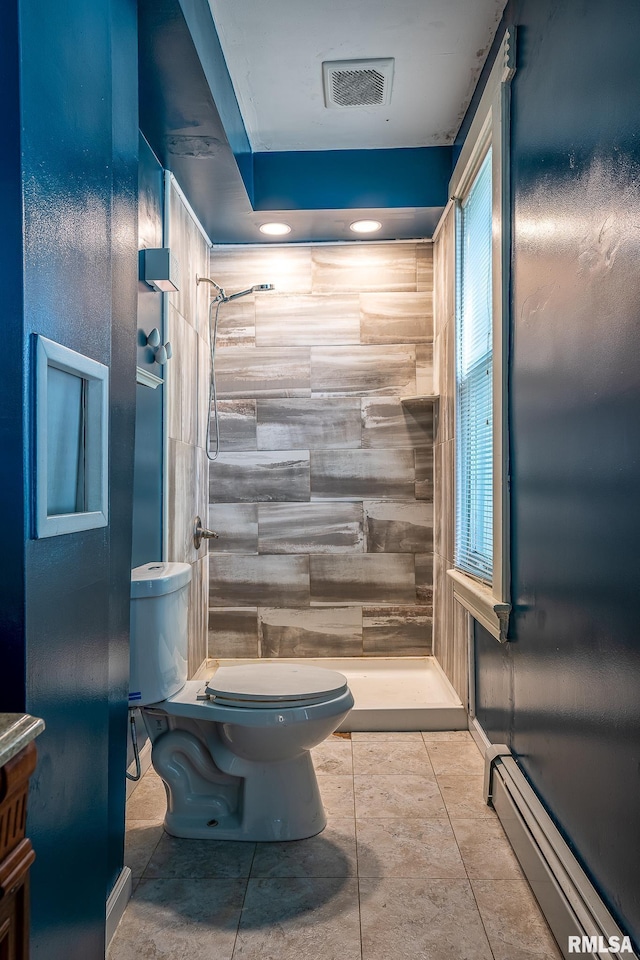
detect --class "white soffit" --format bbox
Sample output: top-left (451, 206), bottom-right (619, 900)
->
top-left (207, 0), bottom-right (508, 152)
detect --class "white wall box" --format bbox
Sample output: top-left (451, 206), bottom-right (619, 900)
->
top-left (34, 335), bottom-right (109, 538)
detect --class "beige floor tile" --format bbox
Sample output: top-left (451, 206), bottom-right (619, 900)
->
top-left (472, 880), bottom-right (563, 960)
top-left (437, 776), bottom-right (497, 819)
top-left (234, 877), bottom-right (361, 960)
top-left (144, 833), bottom-right (256, 879)
top-left (426, 741), bottom-right (484, 776)
top-left (355, 775), bottom-right (446, 818)
top-left (353, 741), bottom-right (433, 777)
top-left (351, 731), bottom-right (424, 741)
top-left (357, 819), bottom-right (466, 879)
top-left (359, 877), bottom-right (493, 960)
top-left (251, 819), bottom-right (356, 878)
top-left (126, 773), bottom-right (167, 821)
top-left (124, 821), bottom-right (165, 879)
top-left (451, 819), bottom-right (524, 880)
top-left (312, 739), bottom-right (353, 775)
top-left (317, 775), bottom-right (355, 818)
top-left (421, 730), bottom-right (472, 742)
top-left (107, 878), bottom-right (245, 960)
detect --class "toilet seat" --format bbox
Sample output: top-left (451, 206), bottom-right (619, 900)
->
top-left (205, 664), bottom-right (348, 709)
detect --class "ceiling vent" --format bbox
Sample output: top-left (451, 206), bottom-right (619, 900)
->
top-left (322, 58), bottom-right (394, 109)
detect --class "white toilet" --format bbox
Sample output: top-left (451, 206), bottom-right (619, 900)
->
top-left (129, 562), bottom-right (354, 841)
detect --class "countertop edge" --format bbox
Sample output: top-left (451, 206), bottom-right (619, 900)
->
top-left (0, 713), bottom-right (45, 769)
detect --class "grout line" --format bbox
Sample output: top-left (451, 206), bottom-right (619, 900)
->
top-left (231, 845), bottom-right (257, 960)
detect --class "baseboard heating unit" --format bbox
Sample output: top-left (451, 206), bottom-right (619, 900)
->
top-left (484, 745), bottom-right (637, 960)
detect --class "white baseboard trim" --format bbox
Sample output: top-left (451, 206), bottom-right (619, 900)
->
top-left (484, 739), bottom-right (637, 960)
top-left (105, 866), bottom-right (132, 948)
top-left (125, 738), bottom-right (153, 800)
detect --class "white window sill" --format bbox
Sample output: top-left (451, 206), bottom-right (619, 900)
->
top-left (446, 568), bottom-right (511, 643)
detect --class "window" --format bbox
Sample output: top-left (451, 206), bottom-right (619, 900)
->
top-left (446, 27), bottom-right (515, 643)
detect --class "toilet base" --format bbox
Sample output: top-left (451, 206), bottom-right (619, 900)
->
top-left (150, 726), bottom-right (328, 841)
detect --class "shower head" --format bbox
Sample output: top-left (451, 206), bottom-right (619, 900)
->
top-left (225, 283), bottom-right (275, 302)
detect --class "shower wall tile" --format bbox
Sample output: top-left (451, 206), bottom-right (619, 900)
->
top-left (415, 553), bottom-right (434, 607)
top-left (258, 502), bottom-right (364, 554)
top-left (209, 555), bottom-right (310, 607)
top-left (416, 242), bottom-right (434, 293)
top-left (359, 292), bottom-right (433, 344)
top-left (209, 450), bottom-right (310, 503)
top-left (188, 555), bottom-right (209, 675)
top-left (311, 345), bottom-right (416, 397)
top-left (215, 347), bottom-right (311, 399)
top-left (415, 445), bottom-right (434, 501)
top-left (434, 439), bottom-right (455, 562)
top-left (362, 606), bottom-right (432, 656)
top-left (364, 501), bottom-right (433, 554)
top-left (255, 294), bottom-right (360, 346)
top-left (208, 607), bottom-right (259, 659)
top-left (258, 607), bottom-right (363, 658)
top-left (208, 503), bottom-right (258, 554)
top-left (256, 398), bottom-right (361, 450)
top-left (309, 555), bottom-right (415, 605)
top-left (195, 446), bottom-right (210, 561)
top-left (311, 243), bottom-right (417, 293)
top-left (216, 298), bottom-right (256, 347)
top-left (415, 342), bottom-right (435, 397)
top-left (361, 399), bottom-right (433, 449)
top-left (180, 319), bottom-right (198, 446)
top-left (435, 319), bottom-right (454, 443)
top-left (210, 244), bottom-right (313, 294)
top-left (310, 449), bottom-right (415, 501)
top-left (166, 306), bottom-right (182, 443)
top-left (215, 400), bottom-right (257, 452)
top-left (167, 438), bottom-right (198, 563)
top-left (434, 206), bottom-right (455, 334)
top-left (196, 333), bottom-right (211, 452)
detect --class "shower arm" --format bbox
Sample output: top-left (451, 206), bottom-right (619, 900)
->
top-left (196, 276), bottom-right (275, 303)
top-left (196, 274), bottom-right (226, 301)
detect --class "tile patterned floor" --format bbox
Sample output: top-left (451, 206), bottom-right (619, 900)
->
top-left (110, 731), bottom-right (562, 960)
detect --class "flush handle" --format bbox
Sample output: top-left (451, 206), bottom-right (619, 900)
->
top-left (194, 516), bottom-right (218, 550)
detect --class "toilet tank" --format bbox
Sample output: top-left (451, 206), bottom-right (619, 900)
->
top-left (130, 562), bottom-right (192, 707)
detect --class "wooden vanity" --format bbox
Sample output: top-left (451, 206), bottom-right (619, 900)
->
top-left (0, 714), bottom-right (44, 960)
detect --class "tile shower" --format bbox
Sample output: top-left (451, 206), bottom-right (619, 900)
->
top-left (206, 241), bottom-right (435, 660)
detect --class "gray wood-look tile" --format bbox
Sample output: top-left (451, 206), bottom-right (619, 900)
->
top-left (415, 553), bottom-right (434, 607)
top-left (215, 298), bottom-right (255, 347)
top-left (359, 292), bottom-right (433, 344)
top-left (416, 242), bottom-right (434, 293)
top-left (258, 606), bottom-right (362, 657)
top-left (209, 451), bottom-right (310, 503)
top-left (311, 242), bottom-right (417, 293)
top-left (415, 446), bottom-right (434, 501)
top-left (209, 244), bottom-right (313, 294)
top-left (258, 502), bottom-right (364, 554)
top-left (256, 398), bottom-right (361, 450)
top-left (309, 555), bottom-right (415, 605)
top-left (434, 438), bottom-right (455, 561)
top-left (215, 400), bottom-right (257, 452)
top-left (208, 607), bottom-right (259, 658)
top-left (209, 555), bottom-right (309, 607)
top-left (215, 347), bottom-right (310, 399)
top-left (310, 449), bottom-right (415, 501)
top-left (207, 503), bottom-right (258, 553)
top-left (361, 398), bottom-right (433, 448)
top-left (362, 606), bottom-right (432, 656)
top-left (415, 342), bottom-right (435, 396)
top-left (311, 345), bottom-right (416, 397)
top-left (255, 293), bottom-right (360, 346)
top-left (364, 501), bottom-right (433, 553)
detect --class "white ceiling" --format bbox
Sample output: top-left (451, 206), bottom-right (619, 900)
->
top-left (207, 0), bottom-right (507, 152)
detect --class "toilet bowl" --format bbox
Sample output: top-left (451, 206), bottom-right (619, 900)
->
top-left (130, 562), bottom-right (354, 841)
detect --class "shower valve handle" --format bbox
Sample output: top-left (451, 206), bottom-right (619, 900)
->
top-left (194, 516), bottom-right (218, 550)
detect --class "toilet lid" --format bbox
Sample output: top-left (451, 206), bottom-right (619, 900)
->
top-left (205, 664), bottom-right (348, 707)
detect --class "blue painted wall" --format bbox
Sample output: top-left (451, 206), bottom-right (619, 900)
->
top-left (0, 1), bottom-right (138, 957)
top-left (469, 0), bottom-right (640, 944)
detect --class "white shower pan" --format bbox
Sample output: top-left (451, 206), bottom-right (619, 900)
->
top-left (202, 657), bottom-right (466, 732)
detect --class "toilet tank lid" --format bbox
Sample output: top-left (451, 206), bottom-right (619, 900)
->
top-left (131, 562), bottom-right (192, 598)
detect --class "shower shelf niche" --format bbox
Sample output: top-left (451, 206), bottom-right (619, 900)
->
top-left (400, 394), bottom-right (439, 407)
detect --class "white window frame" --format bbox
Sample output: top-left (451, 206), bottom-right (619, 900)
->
top-left (446, 27), bottom-right (515, 643)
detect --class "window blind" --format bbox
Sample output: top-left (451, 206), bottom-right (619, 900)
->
top-left (455, 148), bottom-right (493, 582)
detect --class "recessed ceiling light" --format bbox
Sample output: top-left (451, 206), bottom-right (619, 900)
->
top-left (259, 222), bottom-right (291, 236)
top-left (350, 219), bottom-right (382, 234)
